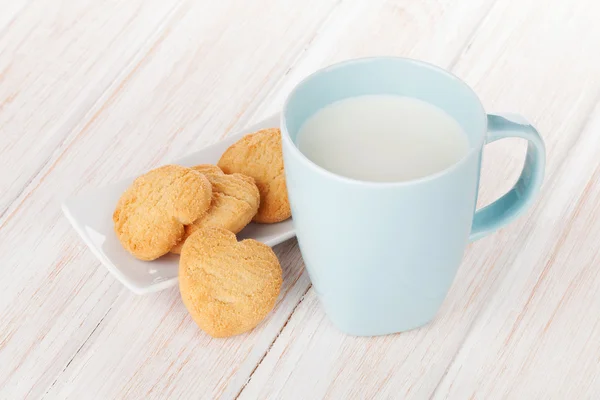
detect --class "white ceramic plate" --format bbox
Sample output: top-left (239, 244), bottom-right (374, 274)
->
top-left (62, 113), bottom-right (295, 294)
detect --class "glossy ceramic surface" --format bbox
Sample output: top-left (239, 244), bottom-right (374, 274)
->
top-left (281, 57), bottom-right (545, 336)
top-left (63, 114), bottom-right (294, 294)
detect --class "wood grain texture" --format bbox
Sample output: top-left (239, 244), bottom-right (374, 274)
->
top-left (0, 0), bottom-right (339, 398)
top-left (433, 106), bottom-right (600, 399)
top-left (1, 0), bottom-right (600, 398)
top-left (46, 242), bottom-right (311, 399)
top-left (248, 0), bottom-right (498, 123)
top-left (0, 0), bottom-right (31, 36)
top-left (0, 0), bottom-right (185, 216)
top-left (239, 0), bottom-right (600, 398)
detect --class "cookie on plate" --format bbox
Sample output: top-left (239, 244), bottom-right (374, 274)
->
top-left (170, 164), bottom-right (260, 254)
top-left (189, 164), bottom-right (223, 176)
top-left (179, 227), bottom-right (282, 338)
top-left (113, 165), bottom-right (212, 261)
top-left (217, 128), bottom-right (291, 223)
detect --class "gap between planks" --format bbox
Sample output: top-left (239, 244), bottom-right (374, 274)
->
top-left (0, 0), bottom-right (345, 229)
top-left (10, 0), bottom-right (588, 395)
top-left (26, 0), bottom-right (347, 394)
top-left (0, 0), bottom-right (189, 227)
top-left (232, 0), bottom-right (508, 395)
top-left (428, 81), bottom-right (600, 399)
top-left (42, 304), bottom-right (115, 399)
top-left (233, 282), bottom-right (312, 400)
top-left (234, 0), bottom-right (600, 396)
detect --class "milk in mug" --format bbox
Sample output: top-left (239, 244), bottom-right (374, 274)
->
top-left (296, 95), bottom-right (470, 182)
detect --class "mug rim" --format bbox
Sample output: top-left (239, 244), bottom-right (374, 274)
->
top-left (281, 56), bottom-right (487, 187)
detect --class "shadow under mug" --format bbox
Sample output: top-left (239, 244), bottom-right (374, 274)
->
top-left (281, 57), bottom-right (545, 336)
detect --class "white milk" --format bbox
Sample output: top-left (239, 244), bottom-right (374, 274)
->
top-left (296, 95), bottom-right (470, 182)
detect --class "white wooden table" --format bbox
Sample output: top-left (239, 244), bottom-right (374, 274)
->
top-left (2, 0), bottom-right (600, 398)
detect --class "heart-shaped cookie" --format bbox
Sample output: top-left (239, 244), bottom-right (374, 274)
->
top-left (217, 128), bottom-right (291, 223)
top-left (170, 164), bottom-right (260, 254)
top-left (113, 165), bottom-right (212, 260)
top-left (179, 227), bottom-right (282, 338)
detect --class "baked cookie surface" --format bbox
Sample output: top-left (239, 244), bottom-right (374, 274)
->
top-left (217, 128), bottom-right (291, 223)
top-left (113, 164), bottom-right (212, 260)
top-left (170, 164), bottom-right (260, 254)
top-left (179, 227), bottom-right (282, 338)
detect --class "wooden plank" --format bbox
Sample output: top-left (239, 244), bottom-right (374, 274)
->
top-left (248, 0), bottom-right (498, 123)
top-left (45, 243), bottom-right (312, 399)
top-left (0, 0), bottom-right (341, 398)
top-left (432, 110), bottom-right (600, 399)
top-left (27, 0), bottom-right (499, 396)
top-left (0, 0), bottom-right (184, 215)
top-left (0, 0), bottom-right (31, 37)
top-left (238, 0), bottom-right (600, 398)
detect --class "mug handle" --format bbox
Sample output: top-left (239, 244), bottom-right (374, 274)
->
top-left (470, 114), bottom-right (546, 241)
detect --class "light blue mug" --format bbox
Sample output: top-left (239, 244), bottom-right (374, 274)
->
top-left (281, 57), bottom-right (545, 336)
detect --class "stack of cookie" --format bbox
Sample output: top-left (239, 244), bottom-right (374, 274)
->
top-left (113, 128), bottom-right (290, 337)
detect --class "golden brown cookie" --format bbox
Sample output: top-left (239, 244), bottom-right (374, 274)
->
top-left (170, 164), bottom-right (260, 254)
top-left (190, 164), bottom-right (223, 176)
top-left (179, 227), bottom-right (282, 337)
top-left (113, 165), bottom-right (212, 261)
top-left (217, 128), bottom-right (291, 223)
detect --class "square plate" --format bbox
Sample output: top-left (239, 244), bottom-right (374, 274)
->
top-left (62, 113), bottom-right (295, 294)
